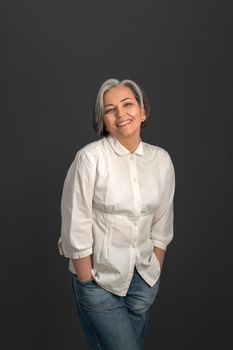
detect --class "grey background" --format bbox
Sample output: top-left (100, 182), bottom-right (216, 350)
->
top-left (1, 0), bottom-right (232, 349)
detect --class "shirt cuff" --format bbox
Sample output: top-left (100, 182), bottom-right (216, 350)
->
top-left (59, 245), bottom-right (93, 259)
top-left (152, 240), bottom-right (168, 251)
top-left (70, 247), bottom-right (93, 259)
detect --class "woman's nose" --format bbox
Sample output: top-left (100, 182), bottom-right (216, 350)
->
top-left (116, 106), bottom-right (125, 118)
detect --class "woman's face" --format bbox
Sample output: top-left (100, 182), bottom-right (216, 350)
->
top-left (103, 85), bottom-right (146, 141)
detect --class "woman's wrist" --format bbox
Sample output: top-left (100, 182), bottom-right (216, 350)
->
top-left (153, 247), bottom-right (165, 270)
top-left (72, 255), bottom-right (93, 281)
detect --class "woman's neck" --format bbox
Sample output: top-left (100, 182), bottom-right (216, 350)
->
top-left (114, 135), bottom-right (141, 153)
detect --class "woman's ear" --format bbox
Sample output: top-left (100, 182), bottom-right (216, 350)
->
top-left (141, 105), bottom-right (146, 121)
top-left (141, 112), bottom-right (146, 121)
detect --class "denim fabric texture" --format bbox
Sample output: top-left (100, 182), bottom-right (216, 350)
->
top-left (71, 268), bottom-right (160, 350)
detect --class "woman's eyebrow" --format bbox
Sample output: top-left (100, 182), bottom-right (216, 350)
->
top-left (104, 98), bottom-right (134, 108)
top-left (120, 98), bottom-right (134, 102)
top-left (104, 104), bottom-right (114, 108)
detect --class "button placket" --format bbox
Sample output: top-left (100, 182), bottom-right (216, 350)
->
top-left (129, 154), bottom-right (141, 217)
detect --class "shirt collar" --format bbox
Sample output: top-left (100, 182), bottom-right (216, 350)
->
top-left (106, 135), bottom-right (144, 156)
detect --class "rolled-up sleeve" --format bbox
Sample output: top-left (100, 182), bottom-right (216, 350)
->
top-left (150, 152), bottom-right (175, 251)
top-left (58, 149), bottom-right (96, 259)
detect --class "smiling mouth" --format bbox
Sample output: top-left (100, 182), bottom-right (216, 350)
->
top-left (116, 119), bottom-right (132, 127)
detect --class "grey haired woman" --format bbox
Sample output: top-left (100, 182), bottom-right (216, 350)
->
top-left (58, 78), bottom-right (175, 350)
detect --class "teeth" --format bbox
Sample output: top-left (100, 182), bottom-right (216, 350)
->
top-left (117, 120), bottom-right (132, 127)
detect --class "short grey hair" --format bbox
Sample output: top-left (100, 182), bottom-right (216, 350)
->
top-left (92, 78), bottom-right (150, 136)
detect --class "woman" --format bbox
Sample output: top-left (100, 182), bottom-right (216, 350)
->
top-left (58, 78), bottom-right (175, 350)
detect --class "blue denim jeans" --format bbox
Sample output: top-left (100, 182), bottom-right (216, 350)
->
top-left (71, 268), bottom-right (160, 350)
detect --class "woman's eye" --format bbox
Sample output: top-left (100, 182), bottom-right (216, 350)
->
top-left (105, 108), bottom-right (115, 114)
top-left (124, 102), bottom-right (132, 107)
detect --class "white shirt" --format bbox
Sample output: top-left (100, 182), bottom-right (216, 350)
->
top-left (58, 135), bottom-right (175, 296)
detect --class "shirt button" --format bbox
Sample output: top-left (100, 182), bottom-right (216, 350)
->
top-left (133, 178), bottom-right (136, 182)
top-left (134, 222), bottom-right (137, 226)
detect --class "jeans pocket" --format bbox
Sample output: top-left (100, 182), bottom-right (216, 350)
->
top-left (76, 278), bottom-right (95, 286)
